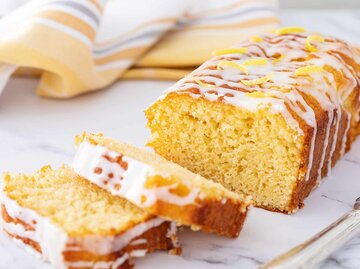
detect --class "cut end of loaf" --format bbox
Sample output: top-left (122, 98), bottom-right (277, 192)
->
top-left (146, 93), bottom-right (306, 213)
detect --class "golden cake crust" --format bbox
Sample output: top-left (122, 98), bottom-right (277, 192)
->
top-left (145, 29), bottom-right (360, 213)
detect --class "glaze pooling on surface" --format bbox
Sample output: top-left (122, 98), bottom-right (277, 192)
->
top-left (72, 140), bottom-right (202, 208)
top-left (160, 29), bottom-right (360, 182)
top-left (0, 189), bottom-right (175, 269)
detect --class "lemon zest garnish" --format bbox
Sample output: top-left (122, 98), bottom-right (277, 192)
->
top-left (75, 132), bottom-right (86, 145)
top-left (40, 165), bottom-right (52, 173)
top-left (275, 27), bottom-right (305, 35)
top-left (195, 79), bottom-right (216, 88)
top-left (294, 65), bottom-right (323, 76)
top-left (212, 47), bottom-right (248, 56)
top-left (244, 58), bottom-right (267, 66)
top-left (241, 72), bottom-right (274, 86)
top-left (245, 91), bottom-right (273, 98)
top-left (250, 36), bottom-right (264, 43)
top-left (305, 35), bottom-right (325, 52)
top-left (269, 85), bottom-right (291, 93)
top-left (217, 61), bottom-right (249, 75)
top-left (278, 87), bottom-right (292, 93)
top-left (272, 54), bottom-right (285, 64)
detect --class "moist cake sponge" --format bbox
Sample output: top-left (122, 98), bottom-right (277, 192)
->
top-left (72, 133), bottom-right (252, 238)
top-left (145, 27), bottom-right (360, 214)
top-left (1, 165), bottom-right (179, 269)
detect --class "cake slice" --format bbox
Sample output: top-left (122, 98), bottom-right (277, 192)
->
top-left (145, 27), bottom-right (360, 214)
top-left (1, 166), bottom-right (179, 269)
top-left (72, 133), bottom-right (252, 238)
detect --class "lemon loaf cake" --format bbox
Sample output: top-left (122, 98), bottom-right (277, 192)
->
top-left (145, 27), bottom-right (360, 214)
top-left (1, 166), bottom-right (179, 269)
top-left (72, 133), bottom-right (252, 238)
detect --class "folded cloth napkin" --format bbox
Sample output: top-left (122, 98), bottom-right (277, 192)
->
top-left (0, 0), bottom-right (279, 98)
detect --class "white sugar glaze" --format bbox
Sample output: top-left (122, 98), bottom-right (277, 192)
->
top-left (72, 140), bottom-right (201, 208)
top-left (160, 30), bottom-right (360, 182)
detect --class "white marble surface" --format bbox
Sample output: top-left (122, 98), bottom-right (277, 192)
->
top-left (0, 8), bottom-right (360, 269)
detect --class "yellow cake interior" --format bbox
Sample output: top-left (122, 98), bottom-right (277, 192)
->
top-left (146, 93), bottom-right (305, 212)
top-left (3, 166), bottom-right (152, 236)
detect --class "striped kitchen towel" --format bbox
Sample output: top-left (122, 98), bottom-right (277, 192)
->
top-left (0, 0), bottom-right (279, 98)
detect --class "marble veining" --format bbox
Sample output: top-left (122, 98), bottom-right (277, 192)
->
top-left (0, 8), bottom-right (359, 269)
top-left (343, 158), bottom-right (360, 167)
top-left (321, 194), bottom-right (353, 208)
top-left (182, 242), bottom-right (265, 266)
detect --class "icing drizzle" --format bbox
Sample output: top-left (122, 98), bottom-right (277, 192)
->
top-left (72, 140), bottom-right (202, 208)
top-left (160, 28), bottom-right (360, 181)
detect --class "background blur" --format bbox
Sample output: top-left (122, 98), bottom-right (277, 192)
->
top-left (1, 0), bottom-right (360, 15)
top-left (280, 0), bottom-right (360, 8)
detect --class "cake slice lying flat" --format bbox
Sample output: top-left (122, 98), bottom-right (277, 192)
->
top-left (72, 133), bottom-right (252, 238)
top-left (145, 27), bottom-right (360, 213)
top-left (1, 166), bottom-right (179, 269)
